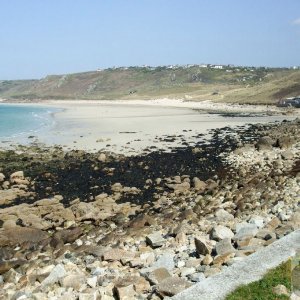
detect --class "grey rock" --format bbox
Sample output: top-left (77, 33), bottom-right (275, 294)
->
top-left (145, 267), bottom-right (172, 285)
top-left (60, 274), bottom-right (86, 291)
top-left (146, 232), bottom-right (165, 248)
top-left (79, 291), bottom-right (99, 300)
top-left (189, 272), bottom-right (206, 282)
top-left (210, 225), bottom-right (234, 241)
top-left (215, 209), bottom-right (234, 223)
top-left (215, 238), bottom-right (235, 256)
top-left (234, 223), bottom-right (258, 240)
top-left (249, 216), bottom-right (265, 229)
top-left (180, 267), bottom-right (196, 277)
top-left (41, 264), bottom-right (66, 288)
top-left (281, 150), bottom-right (294, 160)
top-left (152, 252), bottom-right (175, 271)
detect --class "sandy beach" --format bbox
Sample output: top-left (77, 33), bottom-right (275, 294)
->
top-left (43, 99), bottom-right (300, 153)
top-left (2, 99), bottom-right (299, 154)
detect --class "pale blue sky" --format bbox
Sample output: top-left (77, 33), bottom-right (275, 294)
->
top-left (1, 0), bottom-right (300, 79)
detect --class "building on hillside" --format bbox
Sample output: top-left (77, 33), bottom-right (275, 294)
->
top-left (212, 65), bottom-right (224, 69)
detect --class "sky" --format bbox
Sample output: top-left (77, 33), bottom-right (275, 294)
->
top-left (0, 0), bottom-right (300, 79)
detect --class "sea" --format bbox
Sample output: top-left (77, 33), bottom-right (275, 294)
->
top-left (0, 104), bottom-right (59, 143)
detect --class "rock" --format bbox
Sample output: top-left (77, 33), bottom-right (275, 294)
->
top-left (145, 267), bottom-right (172, 285)
top-left (0, 173), bottom-right (5, 182)
top-left (215, 209), bottom-right (234, 223)
top-left (289, 211), bottom-right (300, 229)
top-left (157, 277), bottom-right (192, 296)
top-left (276, 136), bottom-right (294, 149)
top-left (278, 212), bottom-right (290, 222)
top-left (256, 136), bottom-right (274, 151)
top-left (111, 183), bottom-right (123, 193)
top-left (0, 188), bottom-right (33, 206)
top-left (0, 260), bottom-right (26, 275)
top-left (185, 258), bottom-right (201, 268)
top-left (102, 249), bottom-right (135, 262)
top-left (2, 268), bottom-right (22, 284)
top-left (215, 238), bottom-right (235, 255)
top-left (175, 231), bottom-right (187, 245)
top-left (234, 223), bottom-right (258, 241)
top-left (237, 237), bottom-right (266, 252)
top-left (266, 217), bottom-right (281, 229)
top-left (0, 227), bottom-right (48, 247)
top-left (79, 291), bottom-right (99, 300)
top-left (249, 216), bottom-right (265, 229)
top-left (166, 181), bottom-right (190, 192)
top-left (60, 274), bottom-right (86, 291)
top-left (272, 201), bottom-right (284, 215)
top-left (255, 229), bottom-right (276, 241)
top-left (129, 214), bottom-right (156, 228)
top-left (192, 177), bottom-right (207, 191)
top-left (51, 227), bottom-right (83, 246)
top-left (291, 293), bottom-right (300, 300)
top-left (195, 237), bottom-right (213, 255)
top-left (2, 219), bottom-right (17, 229)
top-left (40, 264), bottom-right (66, 288)
top-left (146, 232), bottom-right (165, 248)
top-left (87, 276), bottom-right (98, 288)
top-left (213, 253), bottom-right (235, 266)
top-left (98, 153), bottom-right (106, 162)
top-left (272, 284), bottom-right (289, 296)
top-left (180, 267), bottom-right (195, 277)
top-left (210, 225), bottom-right (234, 241)
top-left (134, 276), bottom-right (151, 293)
top-left (189, 272), bottom-right (206, 282)
top-left (140, 252), bottom-right (155, 266)
top-left (282, 150), bottom-right (294, 160)
top-left (202, 254), bottom-right (213, 266)
top-left (205, 179), bottom-right (218, 191)
top-left (115, 284), bottom-right (136, 300)
top-left (151, 252), bottom-right (175, 271)
top-left (10, 171), bottom-right (24, 182)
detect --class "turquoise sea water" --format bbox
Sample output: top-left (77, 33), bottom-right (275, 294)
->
top-left (0, 104), bottom-right (59, 140)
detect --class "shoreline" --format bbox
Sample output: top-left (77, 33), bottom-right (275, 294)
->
top-left (3, 97), bottom-right (300, 115)
top-left (1, 99), bottom-right (299, 155)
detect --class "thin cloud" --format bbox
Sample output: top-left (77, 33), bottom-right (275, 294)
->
top-left (292, 18), bottom-right (300, 25)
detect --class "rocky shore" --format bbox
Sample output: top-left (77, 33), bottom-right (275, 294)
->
top-left (0, 118), bottom-right (299, 299)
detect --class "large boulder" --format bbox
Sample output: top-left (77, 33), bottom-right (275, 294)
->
top-left (255, 136), bottom-right (274, 151)
top-left (0, 227), bottom-right (48, 247)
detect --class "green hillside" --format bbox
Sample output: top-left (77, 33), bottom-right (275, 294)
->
top-left (0, 66), bottom-right (299, 104)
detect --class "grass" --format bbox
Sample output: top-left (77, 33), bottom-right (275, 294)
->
top-left (0, 67), bottom-right (299, 104)
top-left (225, 261), bottom-right (292, 300)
